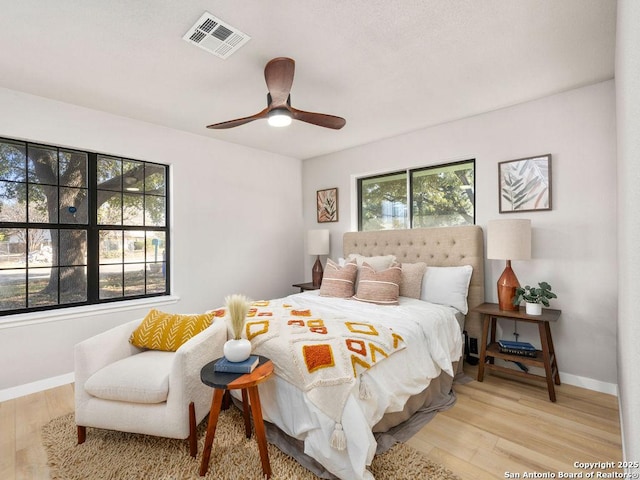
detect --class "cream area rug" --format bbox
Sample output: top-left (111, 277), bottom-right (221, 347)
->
top-left (42, 407), bottom-right (460, 480)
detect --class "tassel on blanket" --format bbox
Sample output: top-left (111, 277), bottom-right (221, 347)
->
top-left (330, 423), bottom-right (346, 450)
top-left (359, 373), bottom-right (372, 400)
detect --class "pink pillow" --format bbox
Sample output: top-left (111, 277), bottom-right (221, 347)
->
top-left (399, 262), bottom-right (427, 299)
top-left (319, 259), bottom-right (358, 298)
top-left (353, 262), bottom-right (402, 305)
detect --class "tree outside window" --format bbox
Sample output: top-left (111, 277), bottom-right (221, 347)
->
top-left (0, 138), bottom-right (169, 314)
top-left (358, 160), bottom-right (474, 231)
top-left (359, 172), bottom-right (408, 231)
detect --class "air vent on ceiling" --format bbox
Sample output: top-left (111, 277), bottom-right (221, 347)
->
top-left (182, 12), bottom-right (251, 59)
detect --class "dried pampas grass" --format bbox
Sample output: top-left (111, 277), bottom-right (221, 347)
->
top-left (225, 294), bottom-right (251, 340)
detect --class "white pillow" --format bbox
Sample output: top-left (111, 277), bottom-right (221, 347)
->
top-left (346, 254), bottom-right (396, 270)
top-left (420, 265), bottom-right (473, 314)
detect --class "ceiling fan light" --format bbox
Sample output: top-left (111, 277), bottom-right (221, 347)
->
top-left (124, 176), bottom-right (140, 191)
top-left (267, 109), bottom-right (292, 127)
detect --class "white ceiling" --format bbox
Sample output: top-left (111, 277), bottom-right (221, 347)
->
top-left (0, 1), bottom-right (616, 160)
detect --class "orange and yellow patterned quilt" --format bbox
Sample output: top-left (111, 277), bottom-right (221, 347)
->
top-left (213, 300), bottom-right (405, 430)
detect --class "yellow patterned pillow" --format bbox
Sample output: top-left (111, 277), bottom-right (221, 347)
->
top-left (130, 309), bottom-right (214, 352)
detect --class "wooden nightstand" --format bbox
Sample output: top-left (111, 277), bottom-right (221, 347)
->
top-left (471, 302), bottom-right (562, 402)
top-left (292, 282), bottom-right (320, 292)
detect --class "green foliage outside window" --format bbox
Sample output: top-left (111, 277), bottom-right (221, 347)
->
top-left (359, 172), bottom-right (408, 231)
top-left (358, 160), bottom-right (474, 231)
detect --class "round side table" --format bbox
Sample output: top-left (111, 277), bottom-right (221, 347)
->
top-left (198, 355), bottom-right (274, 478)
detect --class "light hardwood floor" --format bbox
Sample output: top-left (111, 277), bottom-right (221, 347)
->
top-left (0, 366), bottom-right (622, 479)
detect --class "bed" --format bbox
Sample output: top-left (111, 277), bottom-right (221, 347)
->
top-left (226, 225), bottom-right (484, 480)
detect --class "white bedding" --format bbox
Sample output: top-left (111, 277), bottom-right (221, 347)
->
top-left (237, 291), bottom-right (463, 480)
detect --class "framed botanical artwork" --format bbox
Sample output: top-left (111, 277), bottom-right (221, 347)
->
top-left (499, 154), bottom-right (552, 213)
top-left (317, 187), bottom-right (338, 223)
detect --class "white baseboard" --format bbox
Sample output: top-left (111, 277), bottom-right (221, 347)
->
top-left (559, 371), bottom-right (618, 396)
top-left (490, 359), bottom-right (618, 396)
top-left (0, 372), bottom-right (74, 402)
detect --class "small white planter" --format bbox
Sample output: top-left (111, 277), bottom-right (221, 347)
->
top-left (223, 338), bottom-right (252, 362)
top-left (525, 302), bottom-right (543, 316)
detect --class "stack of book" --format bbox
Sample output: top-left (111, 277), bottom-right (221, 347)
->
top-left (498, 340), bottom-right (537, 357)
top-left (214, 355), bottom-right (259, 373)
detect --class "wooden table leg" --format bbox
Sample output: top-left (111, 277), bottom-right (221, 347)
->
top-left (241, 388), bottom-right (252, 438)
top-left (543, 322), bottom-right (561, 385)
top-left (477, 315), bottom-right (490, 381)
top-left (221, 390), bottom-right (231, 410)
top-left (189, 402), bottom-right (197, 458)
top-left (487, 316), bottom-right (498, 366)
top-left (538, 322), bottom-right (557, 402)
top-left (248, 385), bottom-right (271, 479)
top-left (199, 388), bottom-right (225, 476)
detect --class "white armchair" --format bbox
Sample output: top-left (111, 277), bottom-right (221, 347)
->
top-left (74, 317), bottom-right (227, 456)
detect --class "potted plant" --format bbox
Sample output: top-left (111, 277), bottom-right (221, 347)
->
top-left (513, 282), bottom-right (557, 315)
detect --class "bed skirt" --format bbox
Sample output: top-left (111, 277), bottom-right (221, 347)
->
top-left (257, 361), bottom-right (460, 479)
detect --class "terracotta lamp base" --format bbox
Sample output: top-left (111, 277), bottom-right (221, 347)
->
top-left (312, 256), bottom-right (324, 288)
top-left (497, 260), bottom-right (520, 311)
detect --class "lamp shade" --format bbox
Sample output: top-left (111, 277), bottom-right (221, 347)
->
top-left (487, 219), bottom-right (531, 260)
top-left (307, 229), bottom-right (330, 256)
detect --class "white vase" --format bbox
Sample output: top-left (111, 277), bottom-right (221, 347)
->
top-left (223, 338), bottom-right (252, 362)
top-left (525, 302), bottom-right (543, 316)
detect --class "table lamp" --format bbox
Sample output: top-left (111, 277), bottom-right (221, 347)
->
top-left (308, 229), bottom-right (330, 287)
top-left (487, 219), bottom-right (531, 311)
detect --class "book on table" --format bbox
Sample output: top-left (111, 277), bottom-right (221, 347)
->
top-left (214, 355), bottom-right (259, 373)
top-left (498, 340), bottom-right (537, 357)
top-left (498, 340), bottom-right (536, 350)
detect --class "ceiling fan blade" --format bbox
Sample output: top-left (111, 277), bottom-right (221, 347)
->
top-left (290, 108), bottom-right (346, 130)
top-left (206, 109), bottom-right (269, 129)
top-left (264, 57), bottom-right (295, 106)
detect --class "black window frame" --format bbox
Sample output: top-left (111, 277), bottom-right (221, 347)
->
top-left (0, 136), bottom-right (170, 316)
top-left (357, 159), bottom-right (475, 231)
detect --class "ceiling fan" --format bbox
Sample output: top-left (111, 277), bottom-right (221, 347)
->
top-left (206, 57), bottom-right (346, 130)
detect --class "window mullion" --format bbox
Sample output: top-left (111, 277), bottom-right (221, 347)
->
top-left (86, 153), bottom-right (99, 302)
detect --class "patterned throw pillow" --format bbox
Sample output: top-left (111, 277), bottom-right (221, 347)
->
top-left (353, 261), bottom-right (402, 305)
top-left (346, 254), bottom-right (397, 289)
top-left (319, 259), bottom-right (358, 298)
top-left (130, 309), bottom-right (214, 352)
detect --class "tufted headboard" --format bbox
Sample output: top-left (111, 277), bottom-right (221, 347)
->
top-left (343, 225), bottom-right (485, 340)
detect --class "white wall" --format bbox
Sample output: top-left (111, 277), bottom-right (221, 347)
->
top-left (302, 80), bottom-right (617, 389)
top-left (0, 87), bottom-right (304, 392)
top-left (616, 0), bottom-right (640, 466)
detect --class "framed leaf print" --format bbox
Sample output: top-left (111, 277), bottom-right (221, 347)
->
top-left (499, 154), bottom-right (552, 213)
top-left (317, 188), bottom-right (338, 223)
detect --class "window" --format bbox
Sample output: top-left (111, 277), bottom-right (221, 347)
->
top-left (0, 137), bottom-right (169, 315)
top-left (359, 171), bottom-right (409, 231)
top-left (358, 160), bottom-right (474, 231)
